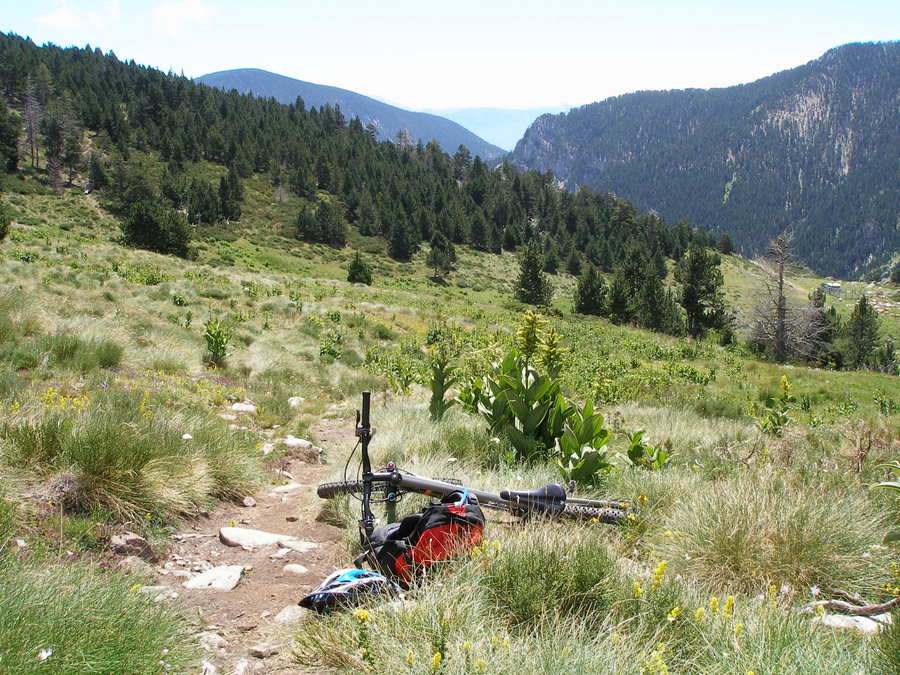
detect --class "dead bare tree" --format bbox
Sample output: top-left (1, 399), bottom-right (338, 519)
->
top-left (748, 233), bottom-right (829, 362)
top-left (23, 78), bottom-right (41, 168)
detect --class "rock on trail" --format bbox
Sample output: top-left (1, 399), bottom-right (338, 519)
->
top-left (218, 526), bottom-right (318, 552)
top-left (183, 565), bottom-right (244, 591)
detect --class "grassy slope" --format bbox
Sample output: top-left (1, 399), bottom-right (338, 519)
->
top-left (1, 164), bottom-right (898, 673)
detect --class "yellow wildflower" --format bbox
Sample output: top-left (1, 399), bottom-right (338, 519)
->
top-left (666, 606), bottom-right (681, 622)
top-left (651, 561), bottom-right (668, 589)
top-left (709, 596), bottom-right (720, 614)
top-left (694, 607), bottom-right (705, 621)
top-left (814, 605), bottom-right (825, 617)
top-left (353, 608), bottom-right (370, 623)
top-left (462, 641), bottom-right (472, 653)
top-left (430, 652), bottom-right (442, 671)
top-left (474, 659), bottom-right (487, 673)
top-left (633, 581), bottom-right (645, 598)
top-left (723, 595), bottom-right (734, 618)
top-left (406, 650), bottom-right (415, 666)
top-left (637, 494), bottom-right (648, 505)
top-left (128, 583), bottom-right (141, 598)
top-left (501, 638), bottom-right (509, 649)
top-left (734, 622), bottom-right (744, 637)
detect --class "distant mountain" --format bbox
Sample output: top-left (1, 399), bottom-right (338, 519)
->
top-left (424, 106), bottom-right (571, 151)
top-left (509, 42), bottom-right (900, 279)
top-left (196, 69), bottom-right (504, 160)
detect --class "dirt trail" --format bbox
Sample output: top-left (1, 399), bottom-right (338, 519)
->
top-left (153, 416), bottom-right (354, 674)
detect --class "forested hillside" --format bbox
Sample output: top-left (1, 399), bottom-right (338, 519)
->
top-left (0, 32), bottom-right (715, 285)
top-left (509, 42), bottom-right (900, 279)
top-left (197, 68), bottom-right (505, 161)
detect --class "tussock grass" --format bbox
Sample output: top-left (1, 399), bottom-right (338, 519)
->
top-left (0, 390), bottom-right (261, 523)
top-left (0, 559), bottom-right (197, 674)
top-left (648, 467), bottom-right (893, 594)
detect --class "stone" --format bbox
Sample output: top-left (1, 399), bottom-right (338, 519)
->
top-left (812, 613), bottom-right (891, 635)
top-left (232, 658), bottom-right (261, 675)
top-left (287, 396), bottom-right (304, 408)
top-left (270, 547), bottom-right (292, 559)
top-left (261, 442), bottom-right (276, 455)
top-left (137, 585), bottom-right (179, 602)
top-left (274, 604), bottom-right (306, 624)
top-left (110, 532), bottom-right (156, 561)
top-left (219, 413), bottom-right (237, 421)
top-left (182, 433), bottom-right (193, 440)
top-left (282, 563), bottom-right (309, 576)
top-left (231, 402), bottom-right (257, 413)
top-left (248, 643), bottom-right (280, 659)
top-left (269, 482), bottom-right (303, 494)
top-left (285, 515), bottom-right (298, 522)
top-left (198, 631), bottom-right (228, 651)
top-left (282, 435), bottom-right (312, 449)
top-left (182, 565), bottom-right (244, 591)
top-left (241, 496), bottom-right (257, 507)
top-left (118, 555), bottom-right (157, 578)
top-left (219, 527), bottom-right (318, 553)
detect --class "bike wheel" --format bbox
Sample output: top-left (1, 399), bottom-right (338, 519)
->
top-left (561, 502), bottom-right (627, 525)
top-left (316, 481), bottom-right (365, 499)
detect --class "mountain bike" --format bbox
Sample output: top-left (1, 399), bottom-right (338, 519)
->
top-left (316, 392), bottom-right (634, 560)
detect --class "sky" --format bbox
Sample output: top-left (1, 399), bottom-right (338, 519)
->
top-left (2, 0), bottom-right (898, 111)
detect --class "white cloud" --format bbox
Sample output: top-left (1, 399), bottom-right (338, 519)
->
top-left (37, 1), bottom-right (121, 33)
top-left (151, 0), bottom-right (216, 36)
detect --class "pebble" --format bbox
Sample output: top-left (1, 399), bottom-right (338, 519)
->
top-left (282, 436), bottom-right (312, 449)
top-left (197, 631), bottom-right (228, 651)
top-left (248, 643), bottom-right (280, 659)
top-left (274, 604), bottom-right (306, 624)
top-left (285, 515), bottom-right (298, 522)
top-left (231, 402), bottom-right (257, 413)
top-left (287, 396), bottom-right (305, 408)
top-left (283, 563), bottom-right (309, 575)
top-left (182, 565), bottom-right (244, 591)
top-left (242, 496), bottom-right (257, 507)
top-left (110, 532), bottom-right (156, 561)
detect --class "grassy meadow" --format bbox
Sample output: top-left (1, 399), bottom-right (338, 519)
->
top-left (0, 164), bottom-right (897, 673)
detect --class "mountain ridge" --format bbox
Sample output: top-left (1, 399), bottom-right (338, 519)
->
top-left (196, 68), bottom-right (504, 160)
top-left (509, 41), bottom-right (900, 279)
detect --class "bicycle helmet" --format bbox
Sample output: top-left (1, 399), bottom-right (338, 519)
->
top-left (298, 568), bottom-right (401, 613)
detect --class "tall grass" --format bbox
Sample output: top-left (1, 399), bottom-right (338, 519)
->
top-left (647, 467), bottom-right (893, 594)
top-left (0, 390), bottom-right (261, 523)
top-left (0, 559), bottom-right (197, 674)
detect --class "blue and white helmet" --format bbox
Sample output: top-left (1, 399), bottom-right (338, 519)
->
top-left (299, 568), bottom-right (401, 612)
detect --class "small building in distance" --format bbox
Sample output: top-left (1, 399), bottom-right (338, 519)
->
top-left (821, 281), bottom-right (841, 296)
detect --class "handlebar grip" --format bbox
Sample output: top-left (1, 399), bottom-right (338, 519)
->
top-left (361, 391), bottom-right (371, 429)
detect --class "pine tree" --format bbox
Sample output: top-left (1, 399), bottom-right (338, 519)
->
top-left (543, 245), bottom-right (560, 274)
top-left (316, 200), bottom-right (346, 247)
top-left (675, 246), bottom-right (726, 338)
top-left (717, 234), bottom-right (734, 254)
top-left (121, 201), bottom-right (190, 257)
top-left (427, 231), bottom-right (455, 278)
top-left (574, 264), bottom-right (607, 315)
top-left (841, 294), bottom-right (881, 369)
top-left (0, 99), bottom-right (19, 173)
top-left (607, 269), bottom-right (631, 324)
top-left (515, 239), bottom-right (552, 306)
top-left (347, 250), bottom-right (373, 285)
top-left (389, 219), bottom-right (417, 261)
top-left (566, 249), bottom-right (582, 276)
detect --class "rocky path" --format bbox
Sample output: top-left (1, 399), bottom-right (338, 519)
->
top-left (124, 412), bottom-right (355, 674)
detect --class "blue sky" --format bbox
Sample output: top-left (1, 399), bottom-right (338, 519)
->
top-left (2, 1), bottom-right (898, 109)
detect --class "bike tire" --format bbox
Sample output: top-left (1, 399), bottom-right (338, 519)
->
top-left (317, 480), bottom-right (366, 499)
top-left (561, 502), bottom-right (627, 525)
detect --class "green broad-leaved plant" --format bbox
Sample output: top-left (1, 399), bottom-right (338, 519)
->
top-left (618, 430), bottom-right (672, 471)
top-left (872, 460), bottom-right (900, 545)
top-left (556, 400), bottom-right (613, 488)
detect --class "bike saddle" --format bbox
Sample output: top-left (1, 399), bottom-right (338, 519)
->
top-left (500, 483), bottom-right (566, 504)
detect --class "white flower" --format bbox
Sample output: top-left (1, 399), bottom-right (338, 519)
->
top-left (182, 433), bottom-right (193, 440)
top-left (37, 649), bottom-right (52, 661)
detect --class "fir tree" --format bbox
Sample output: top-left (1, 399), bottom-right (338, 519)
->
top-left (427, 231), bottom-right (455, 278)
top-left (573, 264), bottom-right (607, 315)
top-left (566, 249), bottom-right (582, 276)
top-left (841, 294), bottom-right (881, 369)
top-left (0, 99), bottom-right (18, 173)
top-left (676, 246), bottom-right (726, 338)
top-left (121, 200), bottom-right (190, 257)
top-left (316, 200), bottom-right (346, 247)
top-left (515, 239), bottom-right (553, 306)
top-left (389, 219), bottom-right (417, 260)
top-left (347, 250), bottom-right (373, 285)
